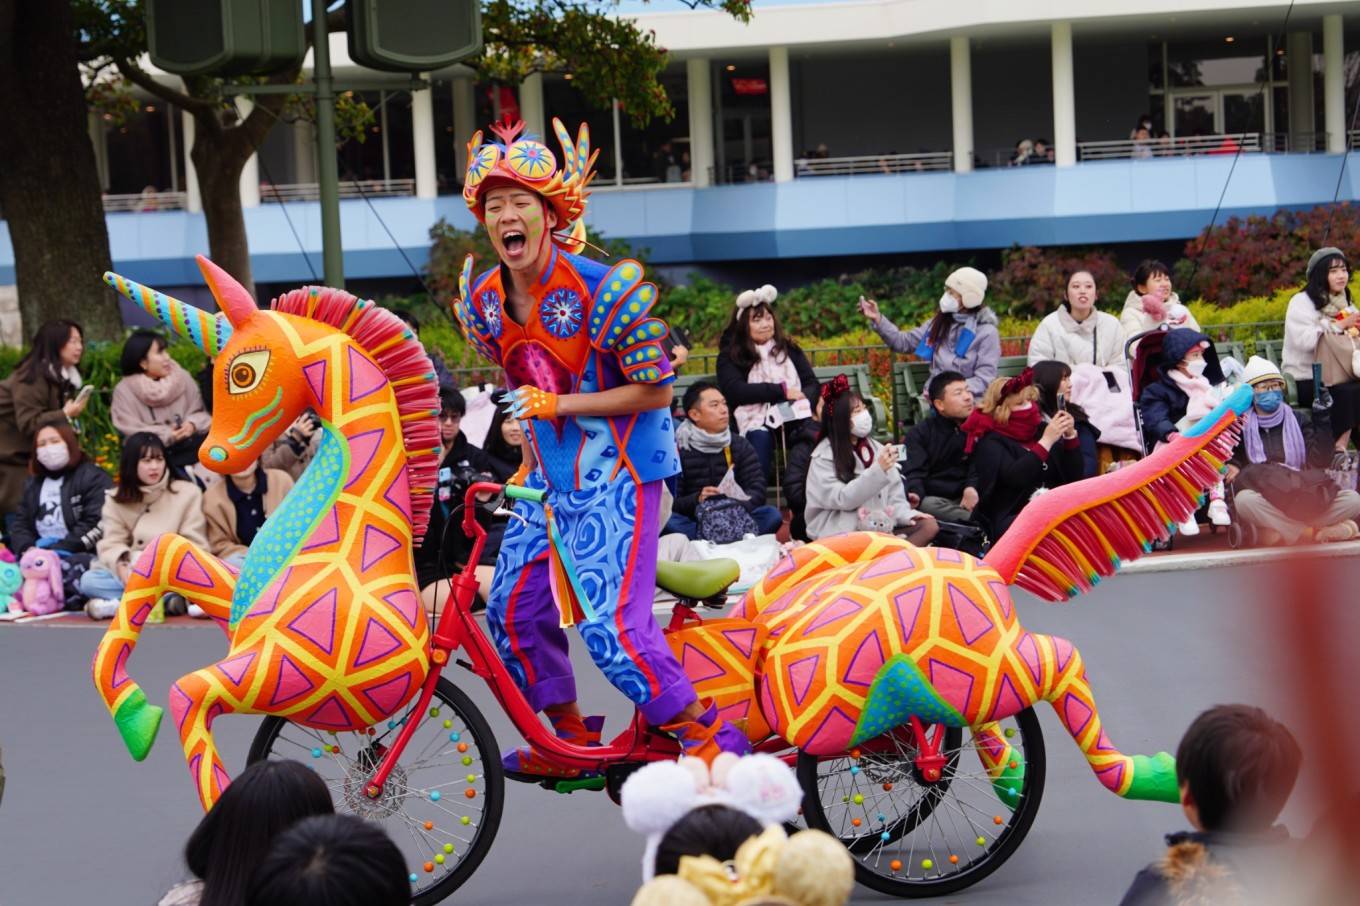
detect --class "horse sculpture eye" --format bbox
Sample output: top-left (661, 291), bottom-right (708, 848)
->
top-left (226, 349), bottom-right (270, 394)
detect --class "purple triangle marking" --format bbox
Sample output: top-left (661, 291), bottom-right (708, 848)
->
top-left (305, 694), bottom-right (353, 729)
top-left (861, 549), bottom-right (916, 581)
top-left (286, 589), bottom-right (338, 656)
top-left (933, 546), bottom-right (963, 563)
top-left (988, 674), bottom-right (1026, 722)
top-left (1016, 632), bottom-right (1043, 686)
top-left (174, 551), bottom-right (215, 588)
top-left (382, 589), bottom-right (422, 630)
top-left (928, 658), bottom-right (975, 715)
top-left (213, 765), bottom-right (231, 796)
top-left (361, 672), bottom-right (414, 718)
top-left (1095, 762), bottom-right (1125, 793)
top-left (304, 508), bottom-right (340, 551)
top-left (804, 595), bottom-right (862, 634)
top-left (111, 643), bottom-right (132, 689)
top-left (131, 548), bottom-right (155, 578)
top-left (268, 654), bottom-right (316, 707)
top-left (302, 360), bottom-right (327, 408)
top-left (383, 467), bottom-right (412, 521)
top-left (843, 630), bottom-right (885, 687)
top-left (1062, 693), bottom-right (1093, 737)
top-left (1054, 637), bottom-right (1075, 673)
top-left (169, 683), bottom-right (194, 733)
top-left (948, 584), bottom-right (996, 646)
top-left (129, 603), bottom-right (152, 628)
top-left (347, 345), bottom-right (387, 403)
top-left (205, 702), bottom-right (224, 727)
top-left (345, 429), bottom-right (385, 489)
top-left (353, 618), bottom-right (403, 668)
top-left (216, 652), bottom-right (256, 687)
top-left (892, 585), bottom-right (927, 645)
top-left (361, 525), bottom-right (402, 571)
top-left (787, 654), bottom-right (820, 707)
top-left (721, 627), bottom-right (757, 660)
top-left (188, 754), bottom-right (202, 786)
top-left (680, 643), bottom-right (728, 684)
top-left (990, 581), bottom-right (1014, 621)
top-left (246, 569), bottom-right (290, 621)
top-left (803, 706), bottom-right (857, 756)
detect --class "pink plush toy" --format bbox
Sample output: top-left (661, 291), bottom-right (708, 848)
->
top-left (16, 548), bottom-right (64, 616)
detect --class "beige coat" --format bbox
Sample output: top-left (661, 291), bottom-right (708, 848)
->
top-left (110, 361), bottom-right (211, 444)
top-left (0, 371), bottom-right (71, 511)
top-left (202, 468), bottom-right (293, 559)
top-left (96, 472), bottom-right (208, 571)
top-left (1119, 290), bottom-right (1201, 340)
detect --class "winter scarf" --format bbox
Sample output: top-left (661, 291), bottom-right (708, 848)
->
top-left (734, 340), bottom-right (802, 435)
top-left (1168, 368), bottom-right (1218, 423)
top-left (1319, 292), bottom-right (1352, 321)
top-left (1244, 404), bottom-right (1307, 470)
top-left (120, 360), bottom-right (196, 408)
top-left (961, 404), bottom-right (1045, 457)
top-left (675, 419), bottom-right (731, 454)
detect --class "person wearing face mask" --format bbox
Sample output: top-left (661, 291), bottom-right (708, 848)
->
top-left (963, 369), bottom-right (1084, 541)
top-left (110, 330), bottom-right (212, 477)
top-left (11, 422), bottom-right (113, 590)
top-left (804, 375), bottom-right (938, 544)
top-left (1138, 328), bottom-right (1232, 534)
top-left (81, 432), bottom-right (207, 619)
top-left (716, 285), bottom-right (820, 482)
top-left (1027, 270), bottom-right (1126, 370)
top-left (860, 266), bottom-right (1000, 398)
top-left (1225, 357), bottom-right (1360, 545)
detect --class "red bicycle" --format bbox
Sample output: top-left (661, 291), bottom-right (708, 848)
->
top-left (247, 483), bottom-right (1045, 903)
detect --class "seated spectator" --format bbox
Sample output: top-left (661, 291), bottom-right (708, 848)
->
top-left (480, 391), bottom-right (525, 483)
top-left (1227, 357), bottom-right (1360, 545)
top-left (1285, 247), bottom-right (1360, 446)
top-left (716, 286), bottom-right (820, 481)
top-left (0, 319), bottom-right (88, 512)
top-left (82, 432), bottom-right (207, 619)
top-left (1137, 328), bottom-right (1230, 532)
top-left (260, 413), bottom-right (321, 480)
top-left (1030, 138), bottom-right (1053, 164)
top-left (1033, 360), bottom-right (1100, 478)
top-left (780, 399), bottom-right (823, 543)
top-left (667, 382), bottom-right (783, 541)
top-left (1131, 126), bottom-right (1155, 160)
top-left (111, 330), bottom-right (211, 477)
top-left (11, 421), bottom-right (112, 558)
top-left (1009, 139), bottom-right (1034, 166)
top-left (203, 458), bottom-right (293, 567)
top-left (902, 370), bottom-right (979, 523)
top-left (417, 389), bottom-right (497, 613)
top-left (158, 759), bottom-right (333, 906)
top-left (1027, 270), bottom-right (1126, 369)
top-left (862, 267), bottom-right (999, 397)
top-left (805, 376), bottom-right (938, 545)
top-left (1119, 705), bottom-right (1301, 906)
top-left (246, 814), bottom-right (409, 906)
top-left (1120, 259), bottom-right (1201, 341)
top-left (963, 369), bottom-right (1083, 540)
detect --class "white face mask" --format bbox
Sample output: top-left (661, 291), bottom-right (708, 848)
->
top-left (939, 293), bottom-right (960, 314)
top-left (36, 443), bottom-right (70, 472)
top-left (1184, 359), bottom-right (1207, 377)
top-left (850, 410), bottom-right (873, 438)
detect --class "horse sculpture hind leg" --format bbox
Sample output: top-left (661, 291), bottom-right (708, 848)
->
top-left (91, 535), bottom-right (238, 767)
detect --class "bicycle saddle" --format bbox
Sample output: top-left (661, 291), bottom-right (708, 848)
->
top-left (655, 558), bottom-right (740, 601)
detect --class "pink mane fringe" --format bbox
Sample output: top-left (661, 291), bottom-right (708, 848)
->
top-left (271, 287), bottom-right (441, 539)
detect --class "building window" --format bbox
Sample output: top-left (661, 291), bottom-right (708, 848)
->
top-left (543, 75), bottom-right (617, 183)
top-left (715, 60), bottom-right (773, 183)
top-left (617, 67), bottom-right (690, 184)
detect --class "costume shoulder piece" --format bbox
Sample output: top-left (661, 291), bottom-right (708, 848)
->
top-left (453, 255), bottom-right (503, 365)
top-left (585, 258), bottom-right (670, 383)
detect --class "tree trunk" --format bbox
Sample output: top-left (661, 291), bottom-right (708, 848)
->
top-left (191, 119), bottom-right (256, 297)
top-left (0, 0), bottom-right (120, 341)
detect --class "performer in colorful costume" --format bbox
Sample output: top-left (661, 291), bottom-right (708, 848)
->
top-left (454, 118), bottom-right (748, 774)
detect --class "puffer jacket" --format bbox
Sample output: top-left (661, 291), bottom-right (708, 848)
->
top-left (11, 459), bottom-right (114, 555)
top-left (1026, 306), bottom-right (1126, 368)
top-left (674, 434), bottom-right (767, 518)
top-left (873, 308), bottom-right (1001, 397)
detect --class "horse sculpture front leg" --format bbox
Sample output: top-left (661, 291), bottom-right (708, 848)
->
top-left (91, 535), bottom-right (238, 772)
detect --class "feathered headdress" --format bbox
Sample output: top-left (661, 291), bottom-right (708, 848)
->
top-left (462, 117), bottom-right (598, 254)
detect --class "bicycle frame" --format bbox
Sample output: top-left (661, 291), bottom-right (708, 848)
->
top-left (363, 482), bottom-right (939, 799)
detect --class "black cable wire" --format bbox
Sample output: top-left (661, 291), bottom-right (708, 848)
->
top-left (1181, 0), bottom-right (1297, 298)
top-left (1322, 68), bottom-right (1360, 243)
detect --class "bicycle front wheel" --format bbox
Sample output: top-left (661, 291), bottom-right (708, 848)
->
top-left (248, 677), bottom-right (504, 905)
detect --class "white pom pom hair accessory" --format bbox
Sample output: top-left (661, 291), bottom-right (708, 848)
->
top-left (735, 284), bottom-right (778, 312)
top-left (620, 752), bottom-right (804, 881)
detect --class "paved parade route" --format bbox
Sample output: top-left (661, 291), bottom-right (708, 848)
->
top-left (1, 560), bottom-right (1353, 906)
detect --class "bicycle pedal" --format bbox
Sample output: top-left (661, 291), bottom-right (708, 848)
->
top-left (551, 775), bottom-right (605, 794)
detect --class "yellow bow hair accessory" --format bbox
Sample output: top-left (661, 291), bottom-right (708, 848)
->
top-left (676, 825), bottom-right (785, 906)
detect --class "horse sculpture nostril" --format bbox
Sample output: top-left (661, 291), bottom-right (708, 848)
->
top-left (208, 446), bottom-right (227, 462)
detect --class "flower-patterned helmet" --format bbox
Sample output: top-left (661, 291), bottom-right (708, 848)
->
top-left (463, 117), bottom-right (598, 254)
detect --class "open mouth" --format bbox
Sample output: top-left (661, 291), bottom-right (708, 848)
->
top-left (501, 230), bottom-right (527, 256)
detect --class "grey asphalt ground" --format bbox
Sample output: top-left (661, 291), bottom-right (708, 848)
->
top-left (1, 559), bottom-right (1355, 906)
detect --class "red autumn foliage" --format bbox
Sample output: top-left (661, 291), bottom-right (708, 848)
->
top-left (988, 246), bottom-right (1127, 317)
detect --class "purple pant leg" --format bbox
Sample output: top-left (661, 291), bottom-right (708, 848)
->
top-left (489, 552), bottom-right (577, 712)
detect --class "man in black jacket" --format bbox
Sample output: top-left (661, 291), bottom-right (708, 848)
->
top-left (666, 382), bottom-right (783, 539)
top-left (903, 371), bottom-right (980, 523)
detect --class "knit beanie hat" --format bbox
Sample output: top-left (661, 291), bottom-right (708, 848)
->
top-left (1307, 246), bottom-right (1345, 279)
top-left (945, 267), bottom-right (988, 310)
top-left (1242, 355), bottom-right (1284, 386)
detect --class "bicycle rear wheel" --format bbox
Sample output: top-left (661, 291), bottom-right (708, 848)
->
top-left (248, 678), bottom-right (504, 905)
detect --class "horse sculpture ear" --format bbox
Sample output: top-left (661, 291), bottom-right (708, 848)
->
top-left (196, 255), bottom-right (258, 328)
top-left (104, 272), bottom-right (232, 357)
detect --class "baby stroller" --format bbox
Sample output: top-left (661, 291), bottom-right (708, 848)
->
top-left (1125, 326), bottom-right (1243, 547)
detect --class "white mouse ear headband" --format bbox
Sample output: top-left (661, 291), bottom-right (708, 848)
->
top-left (735, 285), bottom-right (778, 312)
top-left (620, 753), bottom-right (804, 881)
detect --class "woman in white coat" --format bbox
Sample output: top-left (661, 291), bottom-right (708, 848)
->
top-left (1027, 270), bottom-right (1126, 369)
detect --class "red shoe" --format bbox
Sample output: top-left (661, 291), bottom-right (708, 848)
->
top-left (502, 713), bottom-right (604, 778)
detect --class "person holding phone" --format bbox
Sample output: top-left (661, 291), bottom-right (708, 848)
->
top-left (0, 319), bottom-right (88, 513)
top-left (1033, 360), bottom-right (1101, 478)
top-left (1284, 247), bottom-right (1360, 451)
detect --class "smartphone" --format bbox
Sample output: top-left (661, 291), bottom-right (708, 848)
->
top-left (892, 443), bottom-right (907, 459)
top-left (670, 325), bottom-right (693, 349)
top-left (1056, 393), bottom-right (1067, 412)
top-left (74, 385), bottom-right (94, 405)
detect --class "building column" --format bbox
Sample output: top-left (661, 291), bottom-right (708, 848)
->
top-left (236, 97), bottom-right (260, 208)
top-left (292, 118), bottom-right (317, 185)
top-left (768, 46), bottom-right (794, 182)
top-left (1288, 31), bottom-right (1316, 145)
top-left (453, 76), bottom-right (476, 175)
top-left (412, 80), bottom-right (437, 199)
top-left (1051, 23), bottom-right (1077, 167)
top-left (950, 36), bottom-right (973, 174)
top-left (1324, 14), bottom-right (1345, 154)
top-left (687, 57), bottom-right (714, 187)
top-left (520, 72), bottom-right (546, 141)
top-left (182, 110), bottom-right (202, 213)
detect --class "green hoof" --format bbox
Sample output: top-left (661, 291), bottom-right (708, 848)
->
top-left (113, 689), bottom-right (163, 762)
top-left (991, 757), bottom-right (1026, 811)
top-left (1124, 752), bottom-right (1179, 803)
